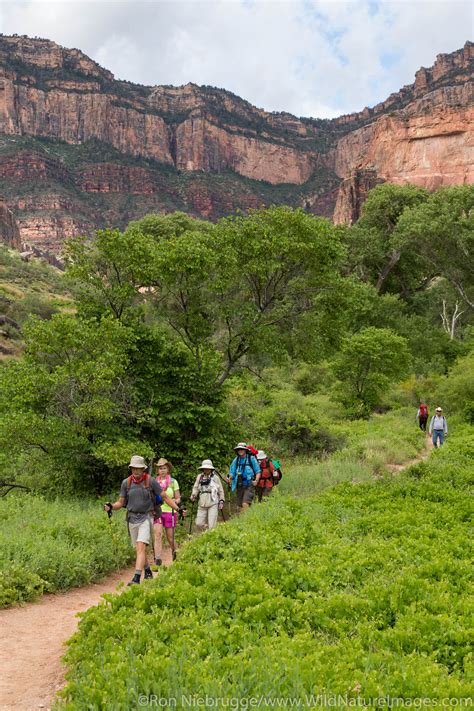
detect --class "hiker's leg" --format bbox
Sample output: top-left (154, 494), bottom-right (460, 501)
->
top-left (154, 521), bottom-right (163, 559)
top-left (260, 487), bottom-right (271, 502)
top-left (438, 431), bottom-right (445, 446)
top-left (195, 506), bottom-right (207, 530)
top-left (135, 541), bottom-right (146, 572)
top-left (165, 524), bottom-right (174, 552)
top-left (135, 518), bottom-right (152, 570)
top-left (208, 505), bottom-right (218, 529)
top-left (236, 486), bottom-right (244, 508)
top-left (241, 485), bottom-right (255, 509)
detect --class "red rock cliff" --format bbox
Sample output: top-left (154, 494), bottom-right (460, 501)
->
top-left (0, 35), bottom-right (472, 248)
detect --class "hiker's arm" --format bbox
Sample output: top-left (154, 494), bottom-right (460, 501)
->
top-left (190, 476), bottom-right (200, 501)
top-left (252, 457), bottom-right (261, 486)
top-left (218, 479), bottom-right (225, 501)
top-left (104, 497), bottom-right (125, 512)
top-left (162, 492), bottom-right (180, 512)
top-left (174, 488), bottom-right (181, 505)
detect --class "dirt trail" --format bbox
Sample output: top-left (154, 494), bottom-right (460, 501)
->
top-left (0, 551), bottom-right (172, 711)
top-left (385, 432), bottom-right (433, 475)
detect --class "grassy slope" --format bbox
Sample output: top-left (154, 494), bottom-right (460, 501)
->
top-left (0, 245), bottom-right (73, 357)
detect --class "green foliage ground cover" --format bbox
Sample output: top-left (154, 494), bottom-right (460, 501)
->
top-left (0, 497), bottom-right (133, 607)
top-left (59, 430), bottom-right (473, 706)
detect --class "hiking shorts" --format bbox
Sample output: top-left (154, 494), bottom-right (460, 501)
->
top-left (129, 517), bottom-right (153, 546)
top-left (154, 511), bottom-right (177, 528)
top-left (236, 484), bottom-right (255, 507)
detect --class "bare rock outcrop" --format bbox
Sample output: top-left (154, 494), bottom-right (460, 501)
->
top-left (0, 197), bottom-right (21, 248)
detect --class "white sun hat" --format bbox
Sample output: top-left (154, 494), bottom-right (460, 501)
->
top-left (198, 459), bottom-right (215, 470)
top-left (129, 455), bottom-right (147, 469)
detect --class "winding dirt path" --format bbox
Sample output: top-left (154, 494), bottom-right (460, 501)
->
top-left (385, 432), bottom-right (433, 474)
top-left (0, 551), bottom-right (172, 711)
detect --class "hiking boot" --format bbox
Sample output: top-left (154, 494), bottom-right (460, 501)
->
top-left (127, 574), bottom-right (141, 586)
top-left (144, 566), bottom-right (153, 580)
top-left (154, 557), bottom-right (162, 566)
top-left (172, 550), bottom-right (177, 561)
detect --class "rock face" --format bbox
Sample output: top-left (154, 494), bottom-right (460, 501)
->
top-left (0, 197), bottom-right (21, 248)
top-left (332, 169), bottom-right (384, 225)
top-left (0, 34), bottom-right (472, 249)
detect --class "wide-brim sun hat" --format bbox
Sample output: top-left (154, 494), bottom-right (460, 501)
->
top-left (198, 459), bottom-right (215, 470)
top-left (129, 455), bottom-right (147, 469)
top-left (233, 442), bottom-right (249, 451)
top-left (435, 407), bottom-right (443, 412)
top-left (256, 450), bottom-right (267, 460)
top-left (156, 457), bottom-right (173, 470)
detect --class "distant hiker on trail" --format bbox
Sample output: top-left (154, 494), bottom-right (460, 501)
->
top-left (153, 457), bottom-right (183, 566)
top-left (190, 459), bottom-right (225, 531)
top-left (416, 400), bottom-right (429, 431)
top-left (255, 450), bottom-right (281, 502)
top-left (429, 407), bottom-right (448, 448)
top-left (103, 455), bottom-right (181, 585)
top-left (227, 442), bottom-right (260, 509)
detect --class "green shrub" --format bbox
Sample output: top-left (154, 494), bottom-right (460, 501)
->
top-left (0, 495), bottom-right (134, 607)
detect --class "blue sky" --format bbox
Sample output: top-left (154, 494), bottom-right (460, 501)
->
top-left (0, 0), bottom-right (472, 119)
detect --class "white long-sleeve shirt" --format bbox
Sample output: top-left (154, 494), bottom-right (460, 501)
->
top-left (429, 415), bottom-right (448, 434)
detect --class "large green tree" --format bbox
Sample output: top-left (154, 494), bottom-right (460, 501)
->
top-left (394, 185), bottom-right (474, 311)
top-left (347, 183), bottom-right (429, 295)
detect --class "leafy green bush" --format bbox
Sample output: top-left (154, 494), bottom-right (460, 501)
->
top-left (333, 327), bottom-right (411, 417)
top-left (0, 494), bottom-right (134, 607)
top-left (59, 430), bottom-right (473, 707)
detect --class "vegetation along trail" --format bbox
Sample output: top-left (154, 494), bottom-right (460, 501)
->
top-left (0, 551), bottom-right (173, 711)
top-left (0, 435), bottom-right (432, 711)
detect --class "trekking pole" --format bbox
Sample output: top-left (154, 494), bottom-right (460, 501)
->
top-left (215, 468), bottom-right (232, 519)
top-left (219, 506), bottom-right (226, 523)
top-left (148, 455), bottom-right (154, 478)
top-left (188, 499), bottom-right (196, 535)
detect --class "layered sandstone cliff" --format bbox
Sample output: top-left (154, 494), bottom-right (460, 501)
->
top-left (0, 35), bottom-right (472, 249)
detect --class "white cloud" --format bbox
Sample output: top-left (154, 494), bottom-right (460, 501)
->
top-left (0, 0), bottom-right (471, 118)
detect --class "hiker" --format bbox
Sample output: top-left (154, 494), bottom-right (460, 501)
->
top-left (255, 450), bottom-right (281, 502)
top-left (416, 400), bottom-right (429, 431)
top-left (190, 459), bottom-right (225, 530)
top-left (227, 442), bottom-right (260, 508)
top-left (103, 455), bottom-right (182, 585)
top-left (153, 457), bottom-right (182, 566)
top-left (429, 407), bottom-right (448, 448)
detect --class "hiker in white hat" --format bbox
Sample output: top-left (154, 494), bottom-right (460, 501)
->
top-left (103, 454), bottom-right (181, 585)
top-left (190, 459), bottom-right (225, 530)
top-left (227, 442), bottom-right (260, 509)
top-left (429, 407), bottom-right (448, 448)
top-left (255, 450), bottom-right (282, 502)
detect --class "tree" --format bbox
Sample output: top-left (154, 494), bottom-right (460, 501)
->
top-left (213, 207), bottom-right (344, 382)
top-left (333, 327), bottom-right (411, 416)
top-left (65, 208), bottom-right (345, 386)
top-left (347, 183), bottom-right (429, 295)
top-left (394, 185), bottom-right (474, 311)
top-left (0, 315), bottom-right (136, 494)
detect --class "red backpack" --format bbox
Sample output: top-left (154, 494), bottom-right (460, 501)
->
top-left (419, 404), bottom-right (428, 417)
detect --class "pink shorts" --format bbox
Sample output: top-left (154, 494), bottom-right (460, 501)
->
top-left (154, 511), bottom-right (177, 528)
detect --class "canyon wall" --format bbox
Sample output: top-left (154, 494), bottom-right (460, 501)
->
top-left (0, 35), bottom-right (472, 250)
